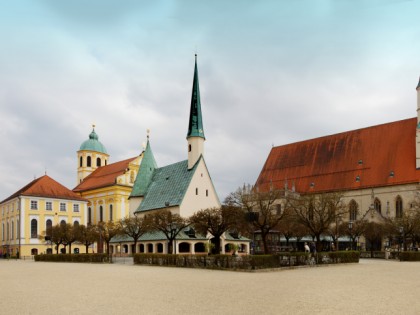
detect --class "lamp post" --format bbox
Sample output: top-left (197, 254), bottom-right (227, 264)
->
top-left (348, 221), bottom-right (353, 250)
top-left (399, 226), bottom-right (404, 252)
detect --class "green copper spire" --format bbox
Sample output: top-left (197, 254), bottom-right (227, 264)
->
top-left (130, 138), bottom-right (157, 198)
top-left (187, 54), bottom-right (205, 139)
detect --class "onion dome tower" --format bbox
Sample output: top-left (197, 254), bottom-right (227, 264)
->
top-left (77, 125), bottom-right (109, 184)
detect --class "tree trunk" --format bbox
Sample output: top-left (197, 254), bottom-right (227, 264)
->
top-left (85, 244), bottom-right (89, 253)
top-left (262, 231), bottom-right (271, 254)
top-left (133, 240), bottom-right (137, 254)
top-left (213, 237), bottom-right (221, 255)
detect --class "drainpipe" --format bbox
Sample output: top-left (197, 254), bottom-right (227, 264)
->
top-left (18, 197), bottom-right (21, 259)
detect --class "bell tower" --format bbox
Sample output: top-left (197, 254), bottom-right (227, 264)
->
top-left (416, 78), bottom-right (420, 169)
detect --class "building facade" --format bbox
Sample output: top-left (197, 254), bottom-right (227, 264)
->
top-left (255, 79), bottom-right (420, 251)
top-left (0, 175), bottom-right (88, 257)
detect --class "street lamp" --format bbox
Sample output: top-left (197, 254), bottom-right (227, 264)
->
top-left (399, 226), bottom-right (404, 252)
top-left (348, 221), bottom-right (353, 250)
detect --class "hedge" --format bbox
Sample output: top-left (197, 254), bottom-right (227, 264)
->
top-left (399, 251), bottom-right (420, 261)
top-left (34, 253), bottom-right (109, 263)
top-left (133, 251), bottom-right (359, 270)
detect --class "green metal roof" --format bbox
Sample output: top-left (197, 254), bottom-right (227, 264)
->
top-left (134, 158), bottom-right (199, 213)
top-left (130, 140), bottom-right (157, 198)
top-left (187, 54), bottom-right (205, 140)
top-left (79, 128), bottom-right (108, 154)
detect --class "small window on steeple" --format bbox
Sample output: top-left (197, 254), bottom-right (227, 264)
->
top-left (80, 156), bottom-right (83, 167)
top-left (87, 156), bottom-right (91, 167)
top-left (97, 158), bottom-right (101, 167)
top-left (189, 144), bottom-right (192, 152)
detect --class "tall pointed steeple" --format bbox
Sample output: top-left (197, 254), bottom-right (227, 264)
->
top-left (187, 54), bottom-right (206, 169)
top-left (187, 54), bottom-right (205, 140)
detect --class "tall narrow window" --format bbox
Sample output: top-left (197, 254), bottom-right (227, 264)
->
top-left (100, 206), bottom-right (103, 222)
top-left (97, 158), bottom-right (101, 167)
top-left (396, 196), bottom-right (403, 218)
top-left (60, 203), bottom-right (66, 212)
top-left (31, 219), bottom-right (37, 238)
top-left (109, 205), bottom-right (113, 222)
top-left (87, 156), bottom-right (92, 167)
top-left (46, 219), bottom-right (52, 237)
top-left (88, 207), bottom-right (92, 225)
top-left (349, 200), bottom-right (358, 221)
top-left (46, 201), bottom-right (52, 211)
top-left (2, 223), bottom-right (4, 241)
top-left (374, 198), bottom-right (381, 214)
top-left (73, 204), bottom-right (79, 212)
top-left (7, 222), bottom-right (9, 240)
top-left (196, 188), bottom-right (198, 195)
top-left (11, 221), bottom-right (14, 240)
top-left (80, 156), bottom-right (83, 167)
top-left (308, 203), bottom-right (314, 221)
top-left (188, 144), bottom-right (192, 152)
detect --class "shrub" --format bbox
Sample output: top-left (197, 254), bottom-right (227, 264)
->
top-left (34, 254), bottom-right (108, 263)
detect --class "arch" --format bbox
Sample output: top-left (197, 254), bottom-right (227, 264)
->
top-left (87, 156), bottom-right (91, 167)
top-left (374, 198), bottom-right (381, 214)
top-left (139, 244), bottom-right (145, 253)
top-left (194, 242), bottom-right (206, 253)
top-left (349, 200), bottom-right (358, 221)
top-left (79, 156), bottom-right (83, 167)
top-left (60, 220), bottom-right (66, 226)
top-left (396, 196), bottom-right (403, 218)
top-left (31, 219), bottom-right (37, 238)
top-left (99, 206), bottom-right (103, 222)
top-left (96, 157), bottom-right (101, 167)
top-left (157, 243), bottom-right (164, 253)
top-left (179, 242), bottom-right (191, 253)
top-left (31, 248), bottom-right (38, 255)
top-left (147, 243), bottom-right (153, 253)
top-left (224, 243), bottom-right (234, 253)
top-left (123, 244), bottom-right (128, 254)
top-left (73, 221), bottom-right (80, 228)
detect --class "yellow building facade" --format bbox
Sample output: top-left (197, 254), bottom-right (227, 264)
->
top-left (0, 175), bottom-right (88, 257)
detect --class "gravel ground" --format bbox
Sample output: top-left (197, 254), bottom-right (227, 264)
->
top-left (0, 258), bottom-right (418, 315)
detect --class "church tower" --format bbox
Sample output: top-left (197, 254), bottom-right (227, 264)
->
top-left (77, 125), bottom-right (109, 184)
top-left (187, 54), bottom-right (205, 169)
top-left (416, 78), bottom-right (420, 169)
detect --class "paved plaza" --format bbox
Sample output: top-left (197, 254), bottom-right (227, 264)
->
top-left (0, 258), bottom-right (419, 314)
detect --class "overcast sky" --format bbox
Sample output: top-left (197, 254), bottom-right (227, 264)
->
top-left (1, 0), bottom-right (420, 202)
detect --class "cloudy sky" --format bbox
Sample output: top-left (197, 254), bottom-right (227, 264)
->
top-left (1, 0), bottom-right (420, 201)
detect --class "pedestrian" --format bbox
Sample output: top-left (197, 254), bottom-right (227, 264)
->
top-left (304, 242), bottom-right (310, 253)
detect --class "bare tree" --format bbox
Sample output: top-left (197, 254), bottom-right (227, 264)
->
top-left (146, 210), bottom-right (189, 254)
top-left (190, 206), bottom-right (243, 255)
top-left (61, 223), bottom-right (79, 254)
top-left (118, 216), bottom-right (151, 254)
top-left (97, 221), bottom-right (121, 255)
top-left (285, 192), bottom-right (347, 251)
top-left (363, 222), bottom-right (385, 254)
top-left (384, 209), bottom-right (420, 251)
top-left (76, 224), bottom-right (98, 253)
top-left (340, 219), bottom-right (368, 250)
top-left (225, 184), bottom-right (285, 254)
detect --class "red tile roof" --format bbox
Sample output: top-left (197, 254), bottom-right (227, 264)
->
top-left (255, 118), bottom-right (420, 194)
top-left (1, 175), bottom-right (87, 204)
top-left (73, 157), bottom-right (137, 192)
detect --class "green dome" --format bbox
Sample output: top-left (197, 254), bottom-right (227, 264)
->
top-left (79, 128), bottom-right (108, 154)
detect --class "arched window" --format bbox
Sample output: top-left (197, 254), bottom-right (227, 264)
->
top-left (60, 220), bottom-right (66, 226)
top-left (79, 156), bottom-right (83, 167)
top-left (88, 207), bottom-right (92, 225)
top-left (11, 221), bottom-right (14, 239)
top-left (396, 196), bottom-right (403, 218)
top-left (96, 158), bottom-right (101, 167)
top-left (109, 205), bottom-right (113, 222)
top-left (308, 203), bottom-right (314, 221)
top-left (31, 248), bottom-right (38, 255)
top-left (74, 221), bottom-right (80, 228)
top-left (349, 200), bottom-right (358, 221)
top-left (374, 198), bottom-right (381, 214)
top-left (31, 219), bottom-right (37, 238)
top-left (46, 219), bottom-right (52, 237)
top-left (87, 156), bottom-right (91, 167)
top-left (99, 206), bottom-right (103, 222)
